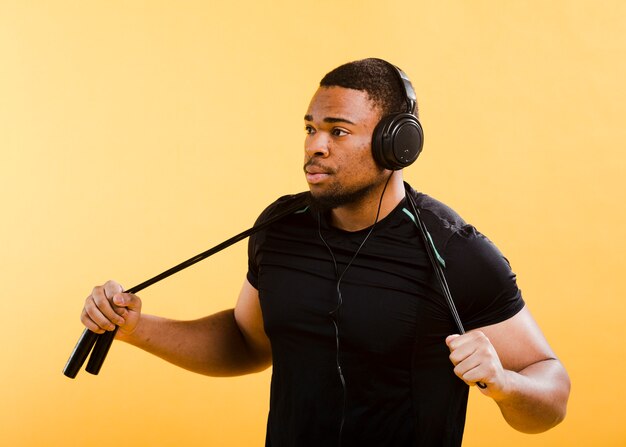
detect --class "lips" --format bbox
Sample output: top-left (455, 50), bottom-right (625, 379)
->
top-left (306, 172), bottom-right (329, 184)
top-left (304, 162), bottom-right (333, 184)
top-left (304, 160), bottom-right (334, 174)
top-left (305, 166), bottom-right (327, 175)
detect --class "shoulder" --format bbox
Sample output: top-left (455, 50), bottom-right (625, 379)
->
top-left (247, 192), bottom-right (311, 286)
top-left (404, 182), bottom-right (468, 250)
top-left (405, 183), bottom-right (466, 230)
top-left (249, 191), bottom-right (311, 252)
top-left (405, 182), bottom-right (514, 269)
top-left (253, 191), bottom-right (311, 226)
top-left (405, 182), bottom-right (524, 327)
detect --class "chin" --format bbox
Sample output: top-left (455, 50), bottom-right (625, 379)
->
top-left (309, 183), bottom-right (375, 212)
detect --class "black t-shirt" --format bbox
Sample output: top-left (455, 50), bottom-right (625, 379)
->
top-left (247, 185), bottom-right (525, 447)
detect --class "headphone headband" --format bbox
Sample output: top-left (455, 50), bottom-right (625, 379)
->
top-left (392, 65), bottom-right (417, 115)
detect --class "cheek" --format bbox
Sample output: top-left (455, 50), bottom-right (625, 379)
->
top-left (339, 146), bottom-right (379, 180)
top-left (354, 140), bottom-right (377, 169)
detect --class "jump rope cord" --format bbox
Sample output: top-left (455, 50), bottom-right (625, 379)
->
top-left (317, 172), bottom-right (393, 445)
top-left (404, 193), bottom-right (466, 335)
top-left (405, 191), bottom-right (487, 389)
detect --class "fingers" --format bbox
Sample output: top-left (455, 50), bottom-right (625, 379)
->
top-left (81, 280), bottom-right (128, 333)
top-left (446, 331), bottom-right (502, 389)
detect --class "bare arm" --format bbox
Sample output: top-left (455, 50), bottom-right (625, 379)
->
top-left (446, 306), bottom-right (570, 433)
top-left (81, 279), bottom-right (271, 376)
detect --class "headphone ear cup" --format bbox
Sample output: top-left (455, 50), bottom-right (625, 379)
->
top-left (372, 113), bottom-right (424, 170)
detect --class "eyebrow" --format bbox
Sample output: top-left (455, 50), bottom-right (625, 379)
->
top-left (304, 114), bottom-right (356, 125)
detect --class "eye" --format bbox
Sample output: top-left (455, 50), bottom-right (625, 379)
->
top-left (305, 125), bottom-right (316, 135)
top-left (331, 128), bottom-right (348, 137)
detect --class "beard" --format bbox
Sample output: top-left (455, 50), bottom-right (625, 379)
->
top-left (304, 156), bottom-right (387, 212)
top-left (309, 183), bottom-right (375, 212)
top-left (308, 175), bottom-right (387, 212)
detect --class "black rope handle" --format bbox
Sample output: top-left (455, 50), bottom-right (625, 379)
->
top-left (63, 194), bottom-right (310, 378)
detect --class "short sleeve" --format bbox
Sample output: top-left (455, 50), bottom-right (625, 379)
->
top-left (246, 192), bottom-right (310, 290)
top-left (247, 239), bottom-right (260, 289)
top-left (442, 225), bottom-right (525, 330)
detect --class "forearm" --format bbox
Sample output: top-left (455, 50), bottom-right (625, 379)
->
top-left (494, 359), bottom-right (570, 433)
top-left (116, 309), bottom-right (271, 376)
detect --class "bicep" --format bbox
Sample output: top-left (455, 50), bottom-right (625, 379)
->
top-left (234, 278), bottom-right (272, 364)
top-left (476, 305), bottom-right (558, 372)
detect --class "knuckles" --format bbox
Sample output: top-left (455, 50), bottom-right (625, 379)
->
top-left (80, 281), bottom-right (138, 333)
top-left (447, 331), bottom-right (497, 368)
top-left (104, 279), bottom-right (123, 294)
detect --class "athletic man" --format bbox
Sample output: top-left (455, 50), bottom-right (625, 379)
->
top-left (81, 58), bottom-right (570, 446)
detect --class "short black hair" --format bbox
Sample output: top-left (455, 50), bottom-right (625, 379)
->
top-left (319, 58), bottom-right (419, 118)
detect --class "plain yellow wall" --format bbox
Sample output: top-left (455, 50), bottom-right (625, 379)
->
top-left (1, 1), bottom-right (624, 445)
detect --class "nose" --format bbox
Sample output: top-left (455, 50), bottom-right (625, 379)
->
top-left (304, 132), bottom-right (329, 159)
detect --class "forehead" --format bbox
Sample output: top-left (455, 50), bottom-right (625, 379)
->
top-left (305, 86), bottom-right (381, 124)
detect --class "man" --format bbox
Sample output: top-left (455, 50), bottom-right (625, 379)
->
top-left (81, 58), bottom-right (570, 446)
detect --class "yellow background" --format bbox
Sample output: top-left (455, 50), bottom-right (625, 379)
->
top-left (1, 1), bottom-right (624, 445)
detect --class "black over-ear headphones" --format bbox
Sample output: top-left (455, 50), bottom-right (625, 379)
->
top-left (371, 62), bottom-right (424, 170)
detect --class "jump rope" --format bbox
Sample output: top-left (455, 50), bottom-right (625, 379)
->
top-left (64, 182), bottom-right (485, 385)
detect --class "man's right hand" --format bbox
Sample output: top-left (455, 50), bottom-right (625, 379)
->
top-left (81, 280), bottom-right (142, 336)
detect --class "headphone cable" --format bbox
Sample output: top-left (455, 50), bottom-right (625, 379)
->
top-left (317, 172), bottom-right (393, 446)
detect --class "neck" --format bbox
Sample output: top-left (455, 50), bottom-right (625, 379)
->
top-left (329, 171), bottom-right (405, 231)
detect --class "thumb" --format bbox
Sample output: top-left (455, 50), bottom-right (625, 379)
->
top-left (112, 292), bottom-right (141, 311)
top-left (445, 334), bottom-right (460, 347)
